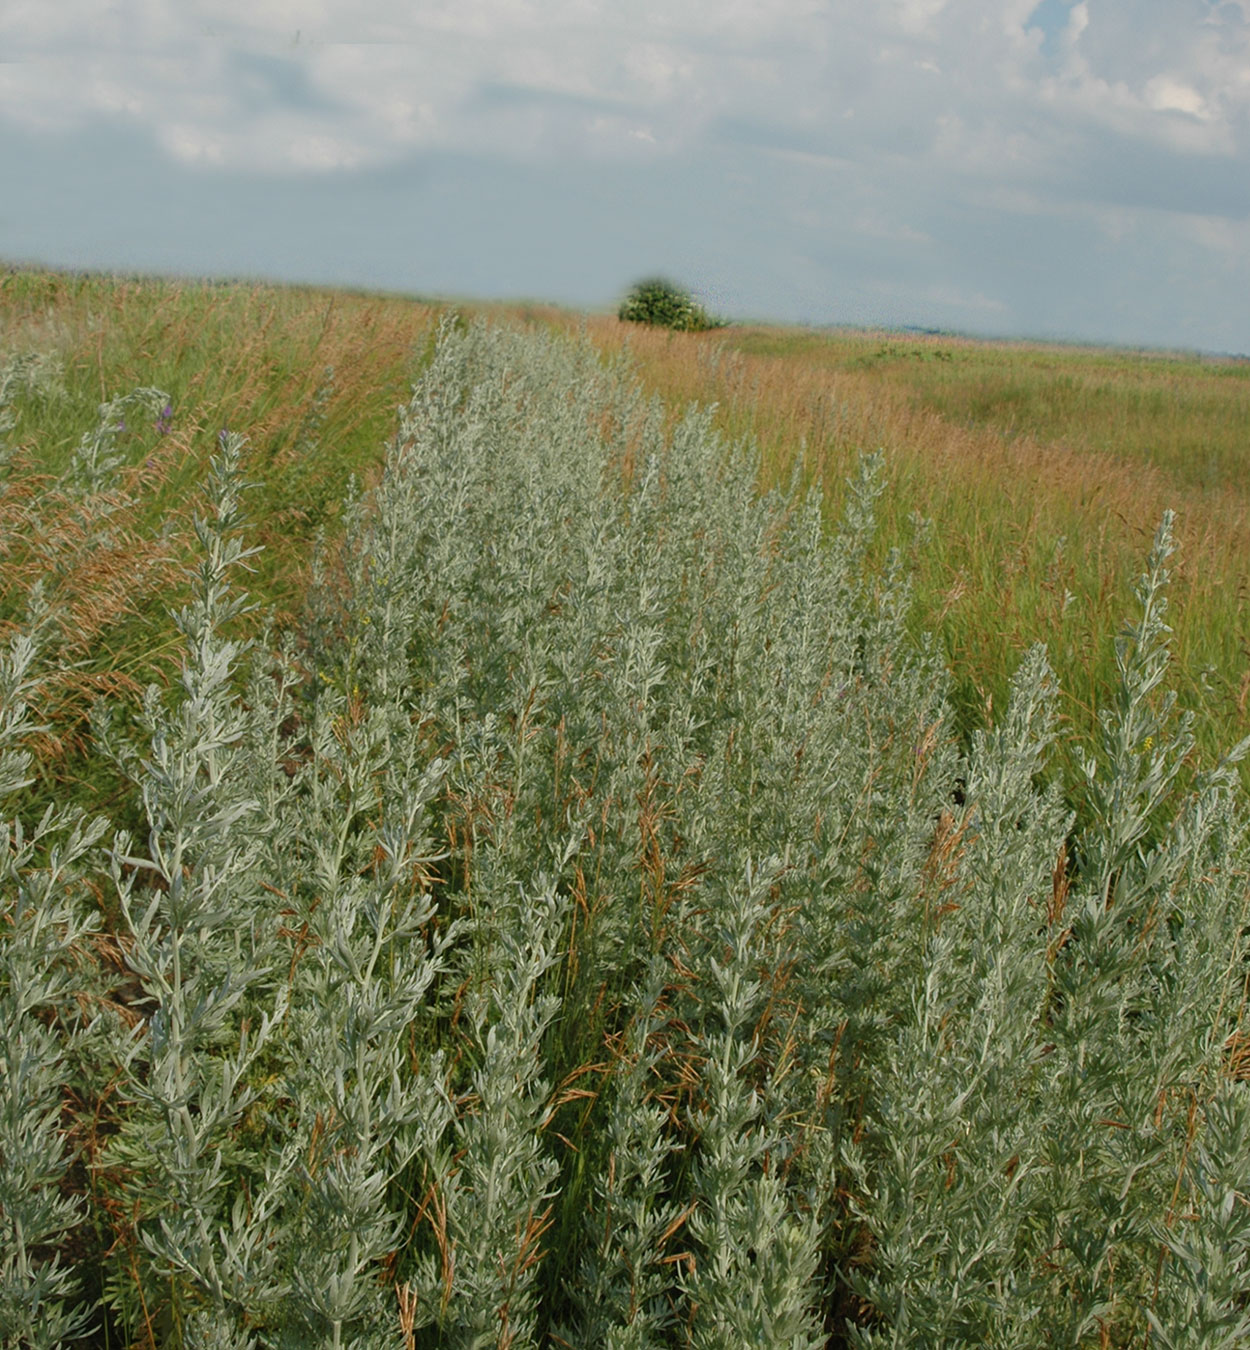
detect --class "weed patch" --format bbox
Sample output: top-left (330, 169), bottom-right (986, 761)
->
top-left (3, 315), bottom-right (1249, 1346)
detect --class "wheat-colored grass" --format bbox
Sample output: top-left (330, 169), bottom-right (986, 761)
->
top-left (1, 266), bottom-right (440, 805)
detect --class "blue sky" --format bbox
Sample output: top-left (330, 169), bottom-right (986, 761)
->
top-left (3, 1), bottom-right (1249, 352)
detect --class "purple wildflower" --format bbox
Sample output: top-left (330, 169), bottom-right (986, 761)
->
top-left (155, 403), bottom-right (173, 436)
top-left (218, 427), bottom-right (229, 447)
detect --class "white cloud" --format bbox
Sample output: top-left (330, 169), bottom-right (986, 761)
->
top-left (891, 0), bottom-right (952, 37)
top-left (870, 277), bottom-right (1009, 315)
top-left (1036, 1), bottom-right (1248, 153)
top-left (1067, 2), bottom-right (1090, 44)
top-left (1, 2), bottom-right (827, 167)
top-left (1177, 210), bottom-right (1250, 257)
top-left (160, 124), bottom-right (225, 164)
top-left (1145, 75), bottom-right (1210, 119)
top-left (2, 0), bottom-right (1247, 180)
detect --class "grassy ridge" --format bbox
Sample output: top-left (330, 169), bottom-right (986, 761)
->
top-left (0, 266), bottom-right (440, 813)
top-left (0, 267), bottom-right (441, 612)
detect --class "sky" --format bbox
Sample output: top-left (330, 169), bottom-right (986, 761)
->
top-left (2, 1), bottom-right (1249, 353)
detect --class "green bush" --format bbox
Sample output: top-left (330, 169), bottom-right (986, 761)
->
top-left (618, 276), bottom-right (721, 331)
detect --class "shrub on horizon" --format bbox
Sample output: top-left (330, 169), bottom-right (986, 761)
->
top-left (618, 276), bottom-right (722, 332)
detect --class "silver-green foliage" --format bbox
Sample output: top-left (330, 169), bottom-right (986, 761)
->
top-left (2, 317), bottom-right (1249, 1347)
top-left (100, 435), bottom-right (288, 1345)
top-left (841, 519), bottom-right (1250, 1347)
top-left (0, 629), bottom-right (101, 1350)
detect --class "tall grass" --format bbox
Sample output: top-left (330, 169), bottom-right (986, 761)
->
top-left (576, 319), bottom-right (1250, 796)
top-left (2, 309), bottom-right (1249, 1346)
top-left (0, 266), bottom-right (439, 819)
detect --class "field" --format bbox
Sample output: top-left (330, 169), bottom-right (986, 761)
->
top-left (580, 319), bottom-right (1250, 792)
top-left (3, 264), bottom-right (1250, 1347)
top-left (4, 267), bottom-right (1250, 810)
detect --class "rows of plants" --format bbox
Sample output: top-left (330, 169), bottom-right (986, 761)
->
top-left (3, 318), bottom-right (1249, 1347)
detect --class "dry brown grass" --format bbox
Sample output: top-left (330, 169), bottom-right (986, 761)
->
top-left (2, 268), bottom-right (440, 805)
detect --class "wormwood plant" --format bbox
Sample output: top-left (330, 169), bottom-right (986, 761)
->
top-left (2, 315), bottom-right (1249, 1347)
top-left (839, 520), bottom-right (1250, 1347)
top-left (0, 627), bottom-right (102, 1349)
top-left (92, 438), bottom-right (459, 1347)
top-left (94, 434), bottom-right (285, 1345)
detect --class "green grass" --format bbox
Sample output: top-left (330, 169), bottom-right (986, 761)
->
top-left (733, 327), bottom-right (1250, 495)
top-left (5, 261), bottom-right (1250, 821)
top-left (0, 264), bottom-right (444, 815)
top-left (585, 318), bottom-right (1250, 805)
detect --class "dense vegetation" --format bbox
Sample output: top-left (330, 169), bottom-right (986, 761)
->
top-left (3, 292), bottom-right (1250, 1347)
top-left (596, 323), bottom-right (1250, 793)
top-left (5, 264), bottom-right (1250, 808)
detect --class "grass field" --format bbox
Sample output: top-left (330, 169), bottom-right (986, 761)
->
top-left (574, 318), bottom-right (1250, 796)
top-left (4, 263), bottom-right (1249, 816)
top-left (4, 264), bottom-right (1250, 1347)
top-left (0, 267), bottom-right (439, 818)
